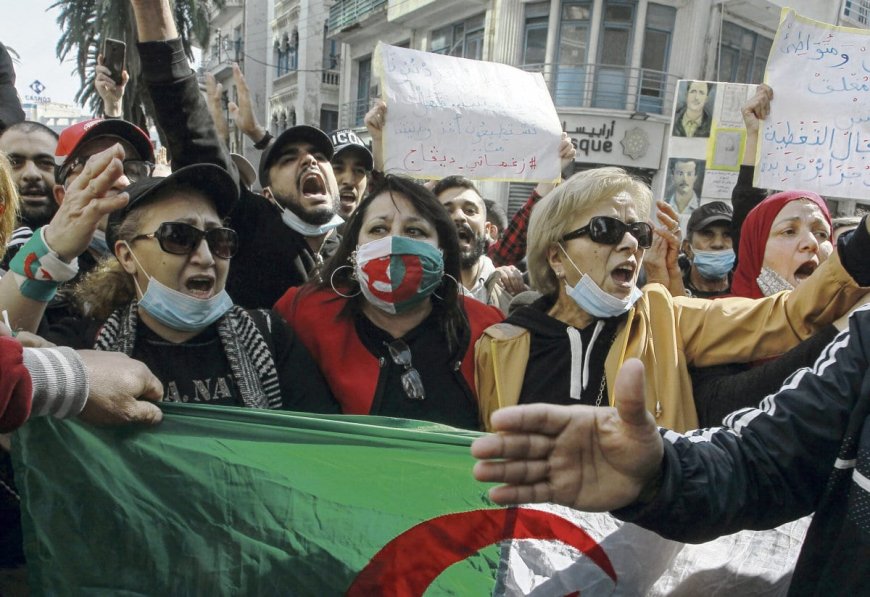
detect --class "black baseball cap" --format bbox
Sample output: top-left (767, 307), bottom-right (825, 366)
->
top-left (106, 163), bottom-right (238, 253)
top-left (258, 125), bottom-right (334, 187)
top-left (329, 128), bottom-right (373, 171)
top-left (687, 201), bottom-right (733, 234)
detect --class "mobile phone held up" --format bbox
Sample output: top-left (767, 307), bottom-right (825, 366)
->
top-left (101, 38), bottom-right (126, 86)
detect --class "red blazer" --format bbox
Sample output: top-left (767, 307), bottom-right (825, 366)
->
top-left (274, 287), bottom-right (503, 415)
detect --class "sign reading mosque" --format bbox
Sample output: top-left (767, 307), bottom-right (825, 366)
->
top-left (374, 42), bottom-right (563, 182)
top-left (756, 8), bottom-right (870, 199)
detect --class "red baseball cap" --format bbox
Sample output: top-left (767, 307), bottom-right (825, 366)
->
top-left (54, 118), bottom-right (154, 166)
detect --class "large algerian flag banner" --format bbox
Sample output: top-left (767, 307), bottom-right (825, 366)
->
top-left (12, 405), bottom-right (806, 594)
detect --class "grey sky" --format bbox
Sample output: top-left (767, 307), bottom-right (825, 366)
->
top-left (0, 2), bottom-right (81, 106)
top-left (1, 1), bottom-right (200, 110)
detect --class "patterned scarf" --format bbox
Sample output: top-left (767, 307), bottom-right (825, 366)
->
top-left (95, 302), bottom-right (282, 410)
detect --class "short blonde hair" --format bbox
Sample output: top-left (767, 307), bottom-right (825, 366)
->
top-left (0, 153), bottom-right (21, 260)
top-left (527, 167), bottom-right (652, 297)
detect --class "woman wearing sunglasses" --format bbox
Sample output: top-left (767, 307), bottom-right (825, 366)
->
top-left (72, 164), bottom-right (339, 414)
top-left (275, 175), bottom-right (503, 429)
top-left (475, 167), bottom-right (870, 432)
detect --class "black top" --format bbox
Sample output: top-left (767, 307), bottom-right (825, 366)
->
top-left (134, 321), bottom-right (242, 406)
top-left (48, 308), bottom-right (340, 414)
top-left (138, 37), bottom-right (339, 310)
top-left (225, 190), bottom-right (340, 309)
top-left (0, 42), bottom-right (24, 131)
top-left (354, 309), bottom-right (479, 429)
top-left (689, 324), bottom-right (839, 428)
top-left (506, 295), bottom-right (623, 407)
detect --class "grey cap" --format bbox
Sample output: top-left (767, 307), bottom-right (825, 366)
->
top-left (687, 201), bottom-right (733, 234)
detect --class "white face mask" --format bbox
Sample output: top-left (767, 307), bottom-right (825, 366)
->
top-left (124, 242), bottom-right (233, 332)
top-left (276, 202), bottom-right (344, 237)
top-left (559, 244), bottom-right (642, 319)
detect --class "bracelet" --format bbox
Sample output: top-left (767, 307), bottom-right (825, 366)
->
top-left (9, 227), bottom-right (79, 302)
top-left (253, 131), bottom-right (273, 150)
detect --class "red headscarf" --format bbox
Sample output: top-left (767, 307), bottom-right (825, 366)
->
top-left (730, 190), bottom-right (831, 299)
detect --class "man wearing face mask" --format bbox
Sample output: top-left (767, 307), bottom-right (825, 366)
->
top-left (680, 202), bottom-right (734, 298)
top-left (129, 0), bottom-right (342, 310)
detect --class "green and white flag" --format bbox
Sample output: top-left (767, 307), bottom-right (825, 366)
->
top-left (12, 404), bottom-right (805, 595)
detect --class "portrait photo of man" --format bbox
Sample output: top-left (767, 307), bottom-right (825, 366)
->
top-left (665, 157), bottom-right (705, 215)
top-left (672, 80), bottom-right (716, 139)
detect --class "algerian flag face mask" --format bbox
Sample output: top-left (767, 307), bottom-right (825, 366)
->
top-left (353, 236), bottom-right (444, 314)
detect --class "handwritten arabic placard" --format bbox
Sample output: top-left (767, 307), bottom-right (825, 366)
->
top-left (756, 9), bottom-right (870, 198)
top-left (374, 43), bottom-right (562, 182)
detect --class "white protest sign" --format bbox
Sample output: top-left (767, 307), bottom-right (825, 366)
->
top-left (374, 43), bottom-right (562, 182)
top-left (756, 9), bottom-right (870, 198)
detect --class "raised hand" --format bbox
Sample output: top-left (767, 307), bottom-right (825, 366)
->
top-left (741, 84), bottom-right (773, 166)
top-left (364, 100), bottom-right (387, 171)
top-left (472, 359), bottom-right (663, 511)
top-left (42, 144), bottom-right (129, 261)
top-left (228, 63), bottom-right (267, 144)
top-left (95, 54), bottom-right (128, 118)
top-left (205, 72), bottom-right (230, 145)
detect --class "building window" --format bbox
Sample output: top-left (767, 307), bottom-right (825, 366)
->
top-left (522, 2), bottom-right (549, 66)
top-left (355, 57), bottom-right (372, 126)
top-left (638, 3), bottom-right (675, 113)
top-left (289, 29), bottom-right (299, 71)
top-left (843, 0), bottom-right (870, 25)
top-left (233, 25), bottom-right (243, 62)
top-left (320, 108), bottom-right (339, 132)
top-left (592, 0), bottom-right (637, 109)
top-left (554, 1), bottom-right (592, 107)
top-left (719, 21), bottom-right (772, 84)
top-left (430, 14), bottom-right (485, 60)
top-left (323, 24), bottom-right (339, 70)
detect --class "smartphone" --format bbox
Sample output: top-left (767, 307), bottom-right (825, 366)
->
top-left (102, 38), bottom-right (126, 85)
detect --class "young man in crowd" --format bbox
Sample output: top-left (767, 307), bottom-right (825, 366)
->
top-left (680, 201), bottom-right (734, 298)
top-left (329, 128), bottom-right (373, 220)
top-left (433, 175), bottom-right (524, 311)
top-left (129, 0), bottom-right (343, 309)
top-left (0, 121), bottom-right (60, 256)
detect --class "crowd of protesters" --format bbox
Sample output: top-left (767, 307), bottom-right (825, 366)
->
top-left (1, 0), bottom-right (870, 593)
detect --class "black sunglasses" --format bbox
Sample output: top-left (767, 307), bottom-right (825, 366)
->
top-left (386, 339), bottom-right (425, 401)
top-left (562, 216), bottom-right (653, 249)
top-left (131, 222), bottom-right (239, 260)
top-left (58, 157), bottom-right (155, 185)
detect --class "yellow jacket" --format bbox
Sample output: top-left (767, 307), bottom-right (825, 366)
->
top-left (475, 252), bottom-right (866, 433)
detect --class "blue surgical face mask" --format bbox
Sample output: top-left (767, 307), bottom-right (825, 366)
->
top-left (278, 203), bottom-right (344, 237)
top-left (89, 229), bottom-right (110, 257)
top-left (691, 248), bottom-right (735, 280)
top-left (559, 244), bottom-right (642, 319)
top-left (124, 243), bottom-right (233, 332)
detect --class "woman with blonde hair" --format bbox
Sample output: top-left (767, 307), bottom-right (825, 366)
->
top-left (0, 153), bottom-right (20, 262)
top-left (475, 167), bottom-right (870, 432)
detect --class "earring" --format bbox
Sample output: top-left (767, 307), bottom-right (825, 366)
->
top-left (329, 265), bottom-right (361, 298)
top-left (434, 272), bottom-right (460, 301)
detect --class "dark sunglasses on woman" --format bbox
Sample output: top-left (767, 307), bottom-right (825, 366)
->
top-left (131, 222), bottom-right (239, 260)
top-left (562, 216), bottom-right (654, 249)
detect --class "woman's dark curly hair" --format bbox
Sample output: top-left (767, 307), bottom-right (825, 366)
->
top-left (312, 174), bottom-right (469, 353)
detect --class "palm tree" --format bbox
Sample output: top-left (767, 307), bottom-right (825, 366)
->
top-left (51, 0), bottom-right (222, 130)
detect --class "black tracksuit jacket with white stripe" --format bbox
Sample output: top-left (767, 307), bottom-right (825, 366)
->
top-left (616, 304), bottom-right (870, 596)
